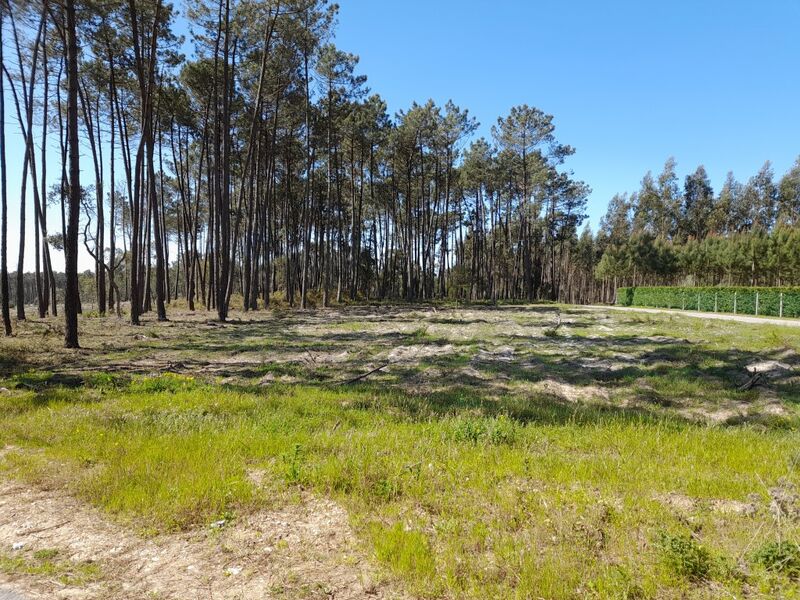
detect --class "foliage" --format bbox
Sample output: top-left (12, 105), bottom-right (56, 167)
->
top-left (751, 540), bottom-right (800, 576)
top-left (593, 157), bottom-right (800, 307)
top-left (616, 285), bottom-right (800, 317)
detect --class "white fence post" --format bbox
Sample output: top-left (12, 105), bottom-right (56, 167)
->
top-left (780, 292), bottom-right (784, 318)
top-left (714, 293), bottom-right (718, 313)
top-left (755, 291), bottom-right (760, 316)
top-left (734, 292), bottom-right (737, 315)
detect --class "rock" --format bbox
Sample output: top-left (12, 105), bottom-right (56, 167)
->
top-left (210, 519), bottom-right (227, 529)
top-left (225, 566), bottom-right (242, 576)
top-left (11, 542), bottom-right (24, 551)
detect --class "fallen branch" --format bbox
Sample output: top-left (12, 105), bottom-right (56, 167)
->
top-left (17, 520), bottom-right (70, 537)
top-left (338, 363), bottom-right (389, 386)
top-left (738, 372), bottom-right (764, 391)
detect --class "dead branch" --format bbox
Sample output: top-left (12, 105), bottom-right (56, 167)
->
top-left (738, 372), bottom-right (764, 391)
top-left (338, 363), bottom-right (389, 386)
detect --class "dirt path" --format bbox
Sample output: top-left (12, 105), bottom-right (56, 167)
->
top-left (587, 305), bottom-right (800, 327)
top-left (0, 479), bottom-right (400, 599)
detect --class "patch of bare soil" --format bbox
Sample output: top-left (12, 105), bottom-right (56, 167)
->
top-left (657, 492), bottom-right (758, 518)
top-left (574, 356), bottom-right (634, 372)
top-left (0, 480), bottom-right (401, 600)
top-left (678, 390), bottom-right (791, 425)
top-left (472, 346), bottom-right (515, 363)
top-left (387, 344), bottom-right (454, 363)
top-left (532, 379), bottom-right (609, 404)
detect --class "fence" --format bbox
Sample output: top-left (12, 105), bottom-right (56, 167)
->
top-left (615, 286), bottom-right (800, 318)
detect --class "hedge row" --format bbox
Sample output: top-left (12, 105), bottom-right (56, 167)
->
top-left (616, 286), bottom-right (800, 318)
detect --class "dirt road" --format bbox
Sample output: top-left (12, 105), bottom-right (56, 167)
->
top-left (588, 305), bottom-right (800, 328)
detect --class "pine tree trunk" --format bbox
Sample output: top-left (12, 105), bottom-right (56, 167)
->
top-left (64, 0), bottom-right (81, 348)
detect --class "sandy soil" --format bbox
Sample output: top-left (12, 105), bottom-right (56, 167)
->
top-left (0, 478), bottom-right (401, 600)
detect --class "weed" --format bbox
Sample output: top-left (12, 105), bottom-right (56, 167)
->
top-left (0, 548), bottom-right (102, 586)
top-left (129, 373), bottom-right (197, 394)
top-left (284, 443), bottom-right (304, 484)
top-left (448, 414), bottom-right (518, 445)
top-left (33, 548), bottom-right (60, 561)
top-left (656, 532), bottom-right (712, 581)
top-left (407, 326), bottom-right (432, 341)
top-left (752, 540), bottom-right (800, 576)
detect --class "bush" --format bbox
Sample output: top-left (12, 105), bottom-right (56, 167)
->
top-left (616, 286), bottom-right (800, 318)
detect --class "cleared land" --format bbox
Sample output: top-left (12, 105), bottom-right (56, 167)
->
top-left (0, 304), bottom-right (799, 599)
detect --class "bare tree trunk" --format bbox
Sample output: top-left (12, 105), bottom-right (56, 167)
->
top-left (108, 53), bottom-right (117, 313)
top-left (64, 0), bottom-right (81, 348)
top-left (0, 6), bottom-right (11, 336)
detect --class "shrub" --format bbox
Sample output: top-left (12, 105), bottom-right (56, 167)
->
top-left (616, 286), bottom-right (800, 318)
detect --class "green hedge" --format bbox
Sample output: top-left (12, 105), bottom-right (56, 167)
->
top-left (616, 286), bottom-right (800, 318)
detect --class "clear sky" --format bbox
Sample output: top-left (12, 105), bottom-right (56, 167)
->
top-left (334, 0), bottom-right (800, 224)
top-left (4, 0), bottom-right (800, 271)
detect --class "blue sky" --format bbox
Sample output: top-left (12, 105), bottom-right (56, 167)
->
top-left (4, 0), bottom-right (800, 270)
top-left (334, 0), bottom-right (800, 225)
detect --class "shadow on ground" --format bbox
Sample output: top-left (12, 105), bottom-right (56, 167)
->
top-left (1, 305), bottom-right (798, 427)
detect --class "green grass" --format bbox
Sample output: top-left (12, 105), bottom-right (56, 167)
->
top-left (1, 375), bottom-right (799, 598)
top-left (1, 305), bottom-right (799, 598)
top-left (0, 547), bottom-right (102, 586)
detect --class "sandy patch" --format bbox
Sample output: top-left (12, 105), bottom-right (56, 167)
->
top-left (387, 344), bottom-right (454, 363)
top-left (473, 346), bottom-right (515, 363)
top-left (533, 379), bottom-right (609, 403)
top-left (0, 479), bottom-right (401, 600)
top-left (658, 492), bottom-right (757, 518)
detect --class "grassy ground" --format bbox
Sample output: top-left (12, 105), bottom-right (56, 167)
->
top-left (1, 304), bottom-right (799, 598)
top-left (0, 548), bottom-right (102, 587)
